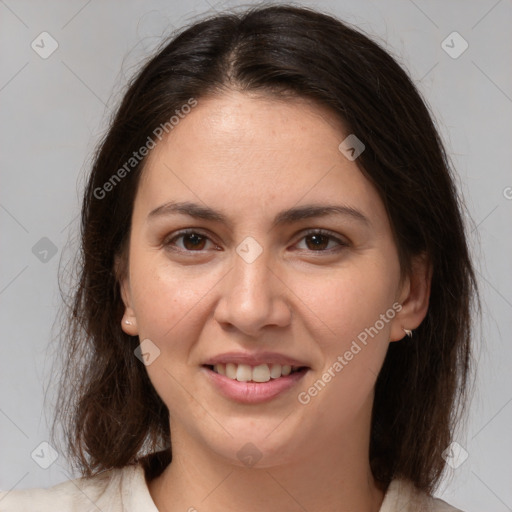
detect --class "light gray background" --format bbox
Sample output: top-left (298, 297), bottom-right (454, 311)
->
top-left (1, 1), bottom-right (511, 511)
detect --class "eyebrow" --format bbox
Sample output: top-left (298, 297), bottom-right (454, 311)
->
top-left (147, 200), bottom-right (370, 229)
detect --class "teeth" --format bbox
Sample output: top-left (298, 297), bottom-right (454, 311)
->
top-left (225, 363), bottom-right (237, 379)
top-left (236, 364), bottom-right (252, 382)
top-left (270, 364), bottom-right (282, 379)
top-left (253, 364), bottom-right (271, 382)
top-left (212, 363), bottom-right (299, 382)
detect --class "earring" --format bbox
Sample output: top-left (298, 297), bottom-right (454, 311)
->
top-left (403, 328), bottom-right (413, 338)
top-left (124, 320), bottom-right (133, 325)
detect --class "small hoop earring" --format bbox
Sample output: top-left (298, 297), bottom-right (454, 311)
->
top-left (403, 328), bottom-right (413, 338)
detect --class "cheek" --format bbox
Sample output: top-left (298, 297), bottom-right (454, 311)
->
top-left (296, 258), bottom-right (400, 346)
top-left (130, 254), bottom-right (219, 341)
top-left (128, 259), bottom-right (219, 411)
top-left (293, 260), bottom-right (400, 421)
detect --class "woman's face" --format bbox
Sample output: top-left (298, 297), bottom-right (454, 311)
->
top-left (120, 91), bottom-right (427, 467)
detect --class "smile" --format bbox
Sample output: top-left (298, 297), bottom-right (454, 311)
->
top-left (205, 363), bottom-right (306, 382)
top-left (202, 364), bottom-right (310, 404)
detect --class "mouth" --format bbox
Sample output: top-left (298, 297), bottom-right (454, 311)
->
top-left (201, 363), bottom-right (310, 404)
top-left (202, 363), bottom-right (309, 383)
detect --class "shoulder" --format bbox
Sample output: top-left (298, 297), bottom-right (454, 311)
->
top-left (381, 479), bottom-right (465, 512)
top-left (0, 464), bottom-right (158, 512)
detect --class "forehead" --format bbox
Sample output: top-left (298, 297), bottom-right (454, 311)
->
top-left (162, 91), bottom-right (346, 161)
top-left (135, 92), bottom-right (387, 227)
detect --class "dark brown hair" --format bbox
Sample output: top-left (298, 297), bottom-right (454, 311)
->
top-left (51, 3), bottom-right (479, 494)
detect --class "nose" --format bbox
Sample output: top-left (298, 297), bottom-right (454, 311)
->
top-left (213, 245), bottom-right (292, 336)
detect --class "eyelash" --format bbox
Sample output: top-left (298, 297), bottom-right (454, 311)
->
top-left (163, 228), bottom-right (348, 254)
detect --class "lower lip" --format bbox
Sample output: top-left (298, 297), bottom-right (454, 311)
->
top-left (201, 366), bottom-right (309, 404)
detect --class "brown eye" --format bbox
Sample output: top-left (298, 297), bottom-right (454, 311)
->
top-left (181, 233), bottom-right (207, 250)
top-left (304, 233), bottom-right (330, 251)
top-left (165, 230), bottom-right (215, 252)
top-left (295, 230), bottom-right (348, 252)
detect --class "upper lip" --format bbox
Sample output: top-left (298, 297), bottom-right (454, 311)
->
top-left (202, 351), bottom-right (310, 368)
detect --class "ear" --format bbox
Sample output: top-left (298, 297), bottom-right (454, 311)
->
top-left (115, 253), bottom-right (139, 336)
top-left (390, 252), bottom-right (432, 342)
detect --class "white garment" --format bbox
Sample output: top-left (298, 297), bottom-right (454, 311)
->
top-left (0, 463), bottom-right (463, 511)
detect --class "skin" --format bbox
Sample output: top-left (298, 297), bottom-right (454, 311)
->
top-left (119, 91), bottom-right (431, 512)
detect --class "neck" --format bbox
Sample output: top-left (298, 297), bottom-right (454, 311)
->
top-left (147, 411), bottom-right (386, 512)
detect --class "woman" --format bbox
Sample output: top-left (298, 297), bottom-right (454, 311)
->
top-left (0, 4), bottom-right (478, 511)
